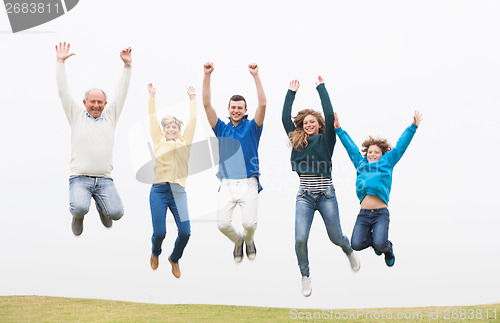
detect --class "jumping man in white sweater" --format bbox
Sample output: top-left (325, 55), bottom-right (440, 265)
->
top-left (55, 42), bottom-right (132, 236)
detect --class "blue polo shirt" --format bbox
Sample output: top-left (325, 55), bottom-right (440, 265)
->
top-left (213, 116), bottom-right (263, 192)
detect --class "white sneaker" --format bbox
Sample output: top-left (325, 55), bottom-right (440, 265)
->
top-left (347, 252), bottom-right (360, 272)
top-left (301, 276), bottom-right (312, 297)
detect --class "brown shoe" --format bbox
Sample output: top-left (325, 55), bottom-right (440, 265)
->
top-left (168, 256), bottom-right (181, 278)
top-left (150, 253), bottom-right (159, 270)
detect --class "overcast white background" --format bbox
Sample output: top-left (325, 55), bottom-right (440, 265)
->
top-left (0, 0), bottom-right (499, 311)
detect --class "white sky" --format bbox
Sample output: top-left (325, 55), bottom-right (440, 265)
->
top-left (0, 0), bottom-right (499, 311)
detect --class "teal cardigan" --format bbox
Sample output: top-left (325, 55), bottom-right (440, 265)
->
top-left (282, 83), bottom-right (336, 179)
top-left (335, 123), bottom-right (418, 205)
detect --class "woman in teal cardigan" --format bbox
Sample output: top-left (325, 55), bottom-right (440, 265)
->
top-left (334, 111), bottom-right (422, 267)
top-left (282, 77), bottom-right (359, 297)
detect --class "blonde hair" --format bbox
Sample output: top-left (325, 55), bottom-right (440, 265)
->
top-left (288, 109), bottom-right (325, 151)
top-left (161, 115), bottom-right (184, 131)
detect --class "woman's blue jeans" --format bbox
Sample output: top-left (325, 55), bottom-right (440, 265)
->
top-left (150, 182), bottom-right (191, 263)
top-left (351, 208), bottom-right (392, 253)
top-left (295, 185), bottom-right (352, 277)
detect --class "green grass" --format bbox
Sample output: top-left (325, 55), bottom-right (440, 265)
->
top-left (0, 296), bottom-right (499, 322)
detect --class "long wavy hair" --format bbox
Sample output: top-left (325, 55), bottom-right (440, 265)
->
top-left (361, 136), bottom-right (392, 156)
top-left (288, 109), bottom-right (325, 151)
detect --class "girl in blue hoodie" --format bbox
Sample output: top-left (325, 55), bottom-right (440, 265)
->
top-left (334, 111), bottom-right (422, 267)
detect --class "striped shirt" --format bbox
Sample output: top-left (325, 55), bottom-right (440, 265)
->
top-left (298, 174), bottom-right (332, 193)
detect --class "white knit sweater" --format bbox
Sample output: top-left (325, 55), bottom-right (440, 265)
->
top-left (56, 62), bottom-right (131, 177)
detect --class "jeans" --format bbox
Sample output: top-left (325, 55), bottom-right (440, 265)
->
top-left (295, 185), bottom-right (352, 277)
top-left (217, 178), bottom-right (258, 244)
top-left (150, 182), bottom-right (191, 263)
top-left (351, 208), bottom-right (392, 253)
top-left (69, 176), bottom-right (124, 221)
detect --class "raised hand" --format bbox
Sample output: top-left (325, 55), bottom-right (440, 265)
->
top-left (334, 112), bottom-right (340, 129)
top-left (413, 110), bottom-right (423, 126)
top-left (120, 47), bottom-right (132, 65)
top-left (315, 75), bottom-right (324, 87)
top-left (204, 62), bottom-right (214, 75)
top-left (147, 83), bottom-right (156, 97)
top-left (248, 63), bottom-right (259, 76)
top-left (55, 42), bottom-right (75, 63)
top-left (187, 86), bottom-right (196, 98)
top-left (289, 80), bottom-right (300, 92)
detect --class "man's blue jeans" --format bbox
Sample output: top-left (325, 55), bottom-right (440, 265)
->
top-left (351, 208), bottom-right (392, 253)
top-left (69, 176), bottom-right (124, 220)
top-left (295, 185), bottom-right (352, 277)
top-left (150, 182), bottom-right (191, 263)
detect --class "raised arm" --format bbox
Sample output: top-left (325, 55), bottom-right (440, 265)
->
top-left (386, 110), bottom-right (421, 166)
top-left (334, 112), bottom-right (363, 167)
top-left (56, 41), bottom-right (75, 63)
top-left (282, 80), bottom-right (299, 135)
top-left (202, 62), bottom-right (218, 129)
top-left (55, 42), bottom-right (78, 123)
top-left (316, 76), bottom-right (335, 139)
top-left (182, 86), bottom-right (198, 145)
top-left (107, 47), bottom-right (132, 121)
top-left (249, 63), bottom-right (267, 128)
top-left (147, 83), bottom-right (163, 143)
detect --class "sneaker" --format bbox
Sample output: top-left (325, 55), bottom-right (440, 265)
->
top-left (71, 216), bottom-right (84, 236)
top-left (245, 240), bottom-right (256, 260)
top-left (233, 239), bottom-right (244, 263)
top-left (384, 249), bottom-right (395, 267)
top-left (168, 256), bottom-right (181, 278)
top-left (373, 247), bottom-right (382, 256)
top-left (150, 253), bottom-right (159, 270)
top-left (301, 276), bottom-right (312, 297)
top-left (347, 252), bottom-right (360, 272)
top-left (99, 212), bottom-right (112, 228)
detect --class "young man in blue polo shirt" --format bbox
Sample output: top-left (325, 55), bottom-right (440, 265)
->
top-left (202, 61), bottom-right (267, 263)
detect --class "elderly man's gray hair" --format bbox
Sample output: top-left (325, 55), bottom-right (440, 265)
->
top-left (84, 88), bottom-right (107, 101)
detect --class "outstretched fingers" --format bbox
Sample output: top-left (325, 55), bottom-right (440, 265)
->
top-left (187, 86), bottom-right (196, 96)
top-left (289, 80), bottom-right (300, 92)
top-left (413, 110), bottom-right (423, 126)
top-left (120, 47), bottom-right (132, 64)
top-left (55, 41), bottom-right (75, 62)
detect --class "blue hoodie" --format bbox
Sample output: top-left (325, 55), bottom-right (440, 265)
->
top-left (335, 123), bottom-right (418, 205)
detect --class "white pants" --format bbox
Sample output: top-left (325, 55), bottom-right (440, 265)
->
top-left (217, 177), bottom-right (259, 244)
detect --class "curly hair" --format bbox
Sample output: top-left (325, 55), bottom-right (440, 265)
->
top-left (288, 109), bottom-right (325, 151)
top-left (361, 136), bottom-right (392, 156)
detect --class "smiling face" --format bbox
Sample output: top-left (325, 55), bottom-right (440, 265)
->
top-left (303, 114), bottom-right (320, 137)
top-left (163, 122), bottom-right (180, 141)
top-left (228, 100), bottom-right (247, 125)
top-left (367, 145), bottom-right (383, 163)
top-left (83, 89), bottom-right (107, 118)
